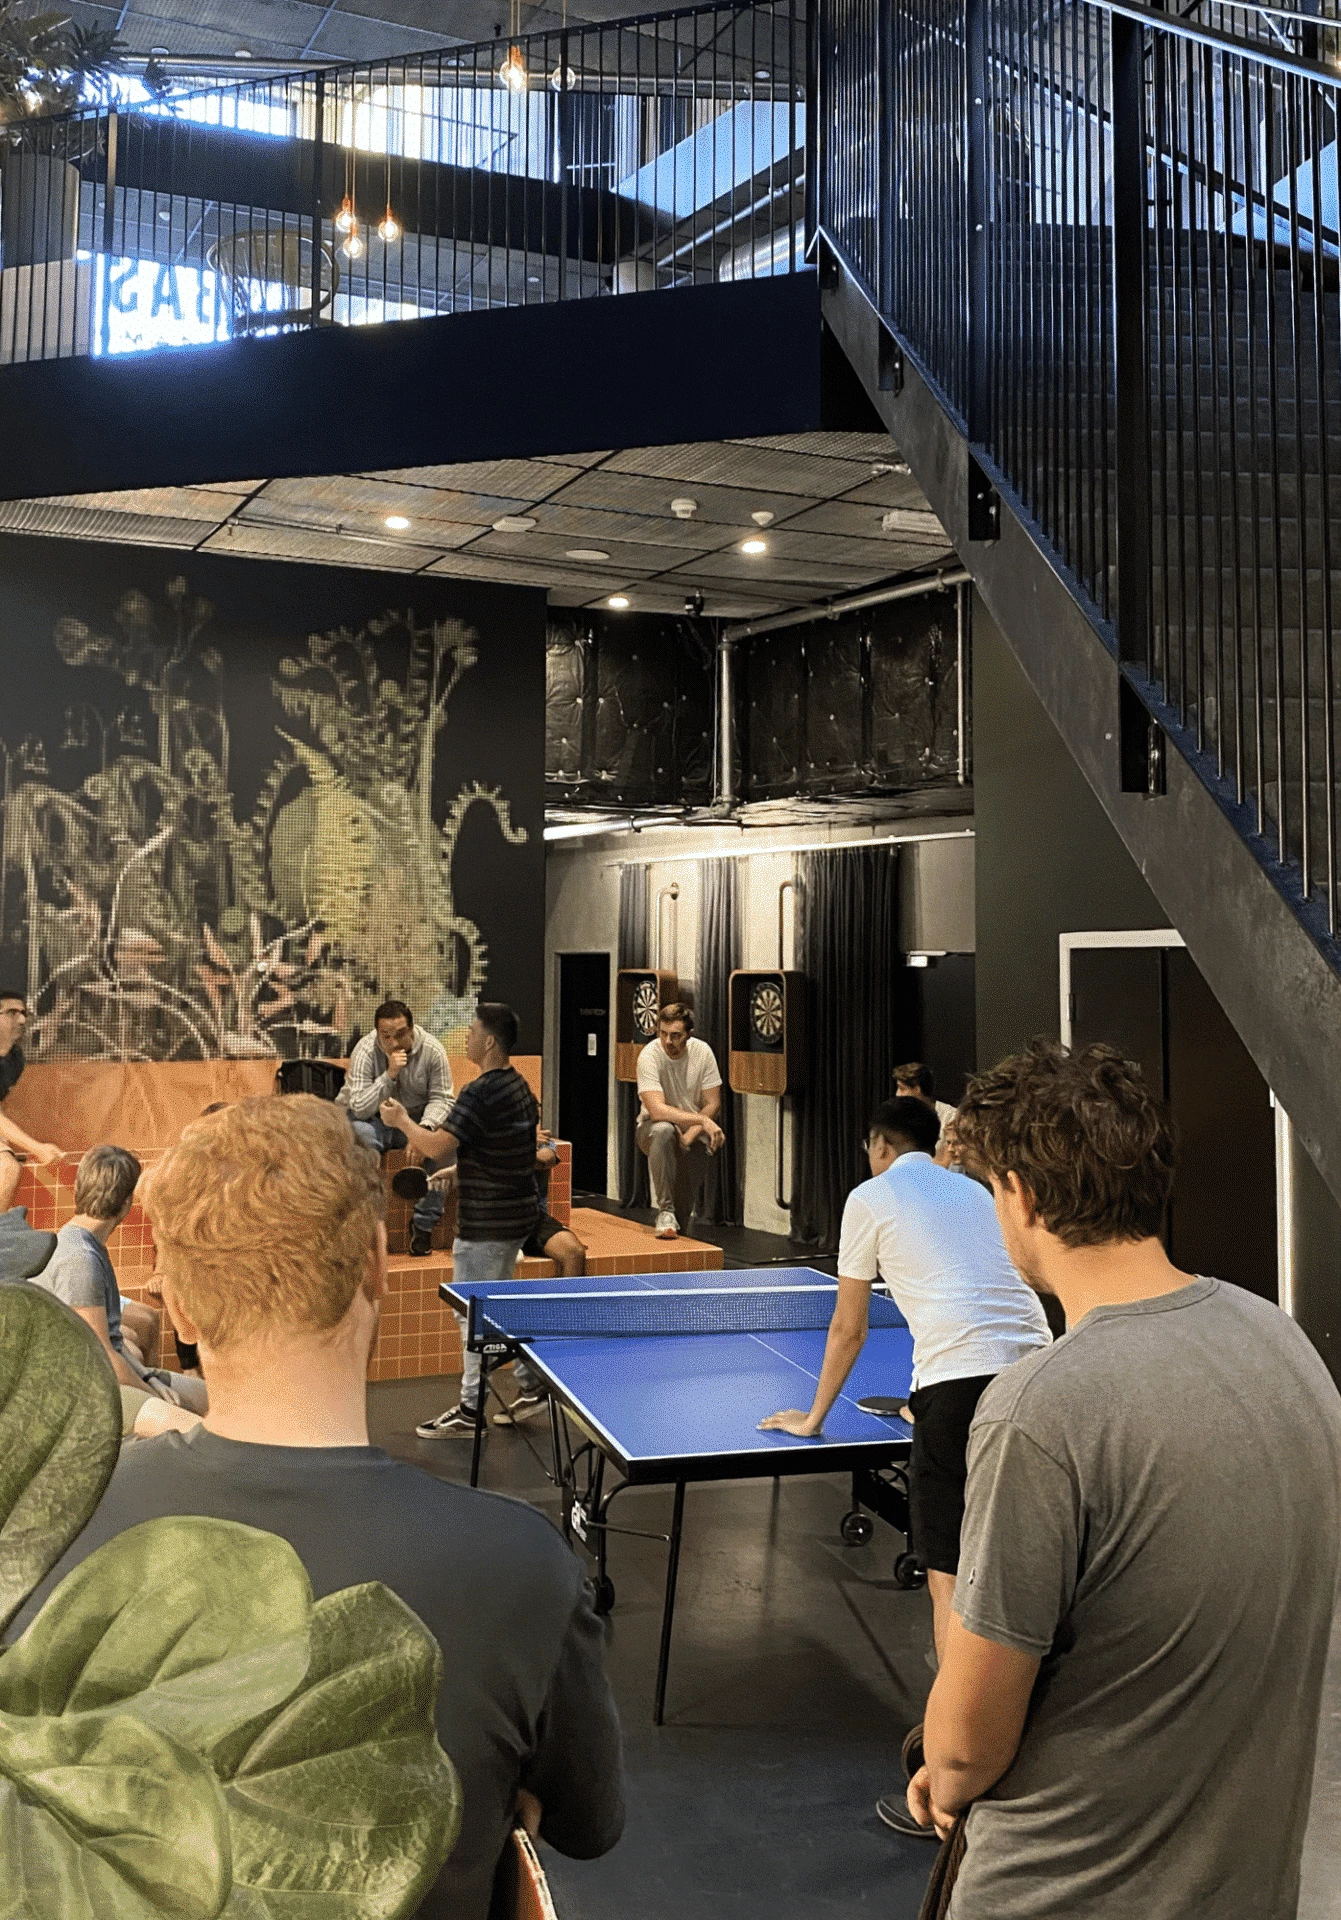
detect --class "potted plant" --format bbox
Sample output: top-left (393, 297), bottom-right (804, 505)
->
top-left (0, 3), bottom-right (122, 266)
top-left (0, 1283), bottom-right (463, 1918)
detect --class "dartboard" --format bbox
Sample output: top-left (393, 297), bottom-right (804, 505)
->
top-left (632, 979), bottom-right (661, 1037)
top-left (750, 979), bottom-right (785, 1045)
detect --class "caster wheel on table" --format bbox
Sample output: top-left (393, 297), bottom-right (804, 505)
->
top-left (894, 1552), bottom-right (927, 1591)
top-left (592, 1576), bottom-right (616, 1615)
top-left (840, 1510), bottom-right (875, 1546)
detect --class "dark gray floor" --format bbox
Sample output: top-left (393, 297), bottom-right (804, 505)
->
top-left (371, 1374), bottom-right (1341, 1919)
top-left (369, 1373), bottom-right (938, 1919)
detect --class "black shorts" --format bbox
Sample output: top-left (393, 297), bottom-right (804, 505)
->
top-left (907, 1372), bottom-right (996, 1576)
top-left (521, 1212), bottom-right (568, 1260)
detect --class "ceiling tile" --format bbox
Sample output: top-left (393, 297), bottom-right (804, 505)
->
top-left (31, 486), bottom-right (233, 524)
top-left (201, 522), bottom-right (443, 569)
top-left (603, 440), bottom-right (876, 496)
top-left (462, 529), bottom-right (663, 574)
top-left (368, 459), bottom-right (580, 497)
top-left (731, 432), bottom-right (901, 462)
top-left (423, 552), bottom-right (629, 595)
top-left (0, 499), bottom-right (215, 547)
top-left (526, 501), bottom-right (733, 552)
top-left (544, 465), bottom-right (815, 527)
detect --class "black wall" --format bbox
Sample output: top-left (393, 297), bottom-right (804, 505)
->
top-left (973, 598), bottom-right (1168, 1061)
top-left (0, 533), bottom-right (546, 1057)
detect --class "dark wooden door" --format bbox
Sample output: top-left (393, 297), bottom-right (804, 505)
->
top-left (1070, 943), bottom-right (1276, 1301)
top-left (558, 952), bottom-right (610, 1194)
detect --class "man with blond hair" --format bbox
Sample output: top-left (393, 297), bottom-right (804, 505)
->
top-left (905, 1040), bottom-right (1341, 1918)
top-left (16, 1094), bottom-right (624, 1920)
top-left (31, 1143), bottom-right (206, 1412)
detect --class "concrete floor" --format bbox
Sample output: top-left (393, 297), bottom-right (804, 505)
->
top-left (369, 1375), bottom-right (1341, 1920)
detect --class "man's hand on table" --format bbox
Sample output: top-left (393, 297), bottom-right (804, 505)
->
top-left (757, 1408), bottom-right (821, 1437)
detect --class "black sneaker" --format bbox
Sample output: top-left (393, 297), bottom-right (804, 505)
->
top-left (875, 1793), bottom-right (939, 1839)
top-left (415, 1404), bottom-right (481, 1439)
top-left (493, 1390), bottom-right (547, 1427)
top-left (409, 1228), bottom-right (434, 1256)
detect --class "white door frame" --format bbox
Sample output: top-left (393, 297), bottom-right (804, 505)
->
top-left (1058, 927), bottom-right (1295, 1317)
top-left (1058, 928), bottom-right (1185, 1047)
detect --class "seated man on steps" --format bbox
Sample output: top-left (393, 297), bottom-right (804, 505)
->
top-left (12, 1094), bottom-right (625, 1920)
top-left (0, 989), bottom-right (63, 1215)
top-left (381, 1002), bottom-right (550, 1438)
top-left (30, 1144), bottom-right (208, 1414)
top-left (635, 1003), bottom-right (724, 1240)
top-left (338, 997), bottom-right (454, 1255)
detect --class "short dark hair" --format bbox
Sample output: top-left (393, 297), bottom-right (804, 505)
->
top-left (199, 1102), bottom-right (229, 1117)
top-left (868, 1095), bottom-right (941, 1157)
top-left (893, 1061), bottom-right (934, 1097)
top-left (373, 1000), bottom-right (414, 1030)
top-left (658, 1002), bottom-right (694, 1033)
top-left (476, 1001), bottom-right (519, 1054)
top-left (954, 1039), bottom-right (1176, 1248)
top-left (0, 988), bottom-right (27, 1009)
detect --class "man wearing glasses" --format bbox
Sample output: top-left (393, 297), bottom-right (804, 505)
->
top-left (0, 991), bottom-right (64, 1214)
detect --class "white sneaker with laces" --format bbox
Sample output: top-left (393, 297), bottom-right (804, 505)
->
top-left (655, 1210), bottom-right (678, 1239)
top-left (493, 1390), bottom-right (546, 1427)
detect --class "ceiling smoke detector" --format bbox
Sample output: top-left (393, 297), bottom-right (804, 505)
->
top-left (566, 548), bottom-right (610, 562)
top-left (750, 510), bottom-right (775, 527)
top-left (492, 515), bottom-right (536, 533)
top-left (670, 497), bottom-right (698, 520)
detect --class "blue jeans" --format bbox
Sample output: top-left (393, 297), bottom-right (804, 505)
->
top-left (349, 1113), bottom-right (444, 1236)
top-left (453, 1235), bottom-right (536, 1408)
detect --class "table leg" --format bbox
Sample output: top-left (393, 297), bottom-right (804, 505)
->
top-left (469, 1370), bottom-right (488, 1489)
top-left (653, 1479), bottom-right (687, 1727)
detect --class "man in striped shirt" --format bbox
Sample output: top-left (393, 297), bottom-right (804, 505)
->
top-left (381, 1002), bottom-right (544, 1439)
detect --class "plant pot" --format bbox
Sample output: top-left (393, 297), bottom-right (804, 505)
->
top-left (0, 152), bottom-right (81, 268)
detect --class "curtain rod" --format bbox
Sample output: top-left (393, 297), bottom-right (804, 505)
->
top-left (601, 827), bottom-right (974, 868)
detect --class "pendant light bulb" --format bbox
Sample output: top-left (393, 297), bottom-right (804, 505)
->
top-left (335, 196), bottom-right (355, 234)
top-left (377, 207), bottom-right (401, 243)
top-left (341, 223), bottom-right (365, 259)
top-left (549, 62), bottom-right (576, 91)
top-left (499, 44), bottom-right (527, 91)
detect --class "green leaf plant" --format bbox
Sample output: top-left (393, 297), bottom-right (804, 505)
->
top-left (0, 1286), bottom-right (462, 1918)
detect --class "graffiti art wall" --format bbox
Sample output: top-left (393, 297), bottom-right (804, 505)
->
top-left (0, 533), bottom-right (546, 1061)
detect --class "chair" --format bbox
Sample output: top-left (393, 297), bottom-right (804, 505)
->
top-left (501, 1828), bottom-right (560, 1920)
top-left (207, 228), bottom-right (339, 336)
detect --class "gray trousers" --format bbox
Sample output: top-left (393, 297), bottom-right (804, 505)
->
top-left (637, 1120), bottom-right (711, 1225)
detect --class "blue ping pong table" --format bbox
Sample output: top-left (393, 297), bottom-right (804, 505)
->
top-left (440, 1266), bottom-right (917, 1722)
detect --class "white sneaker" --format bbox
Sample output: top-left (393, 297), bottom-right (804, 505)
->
top-left (655, 1210), bottom-right (678, 1239)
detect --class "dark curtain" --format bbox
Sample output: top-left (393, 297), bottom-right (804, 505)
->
top-left (695, 858), bottom-right (743, 1224)
top-left (616, 863), bottom-right (651, 1208)
top-left (791, 846), bottom-right (905, 1252)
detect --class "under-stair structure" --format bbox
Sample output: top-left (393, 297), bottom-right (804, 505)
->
top-left (814, 0), bottom-right (1341, 1210)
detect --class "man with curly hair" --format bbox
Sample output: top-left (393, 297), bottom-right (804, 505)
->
top-left (906, 1038), bottom-right (1341, 1919)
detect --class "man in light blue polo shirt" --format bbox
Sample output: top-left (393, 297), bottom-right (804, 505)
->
top-left (760, 1096), bottom-right (1049, 1831)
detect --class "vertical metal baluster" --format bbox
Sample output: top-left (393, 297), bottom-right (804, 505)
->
top-left (1284, 75), bottom-right (1310, 891)
top-left (1224, 55), bottom-right (1247, 805)
top-left (1244, 64), bottom-right (1267, 838)
top-left (1319, 91), bottom-right (1339, 928)
top-left (1262, 75), bottom-right (1288, 863)
top-left (1186, 36), bottom-right (1207, 753)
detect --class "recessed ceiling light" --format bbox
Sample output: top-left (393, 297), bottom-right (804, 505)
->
top-left (526, 275), bottom-right (541, 284)
top-left (492, 515), bottom-right (536, 533)
top-left (150, 44), bottom-right (170, 55)
top-left (234, 47), bottom-right (252, 57)
top-left (754, 67), bottom-right (771, 79)
top-left (567, 548), bottom-right (611, 562)
top-left (384, 515), bottom-right (411, 531)
top-left (607, 595), bottom-right (630, 610)
top-left (740, 538), bottom-right (768, 555)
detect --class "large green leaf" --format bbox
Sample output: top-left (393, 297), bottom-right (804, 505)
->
top-left (222, 1582), bottom-right (463, 1918)
top-left (0, 1706), bottom-right (229, 1920)
top-left (0, 1284), bottom-right (121, 1633)
top-left (0, 1518), bottom-right (313, 1767)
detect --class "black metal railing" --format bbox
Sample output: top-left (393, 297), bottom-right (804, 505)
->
top-left (0, 0), bottom-right (806, 363)
top-left (817, 0), bottom-right (1341, 938)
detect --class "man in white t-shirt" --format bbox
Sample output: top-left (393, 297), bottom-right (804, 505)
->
top-left (635, 1003), bottom-right (723, 1239)
top-left (760, 1095), bottom-right (1049, 1830)
top-left (894, 1061), bottom-right (958, 1167)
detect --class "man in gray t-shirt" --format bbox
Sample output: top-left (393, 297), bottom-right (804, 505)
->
top-left (907, 1041), bottom-right (1341, 1920)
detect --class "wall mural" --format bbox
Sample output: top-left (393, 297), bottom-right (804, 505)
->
top-left (0, 536), bottom-right (546, 1060)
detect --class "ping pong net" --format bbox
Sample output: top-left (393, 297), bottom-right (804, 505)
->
top-left (466, 1284), bottom-right (908, 1338)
